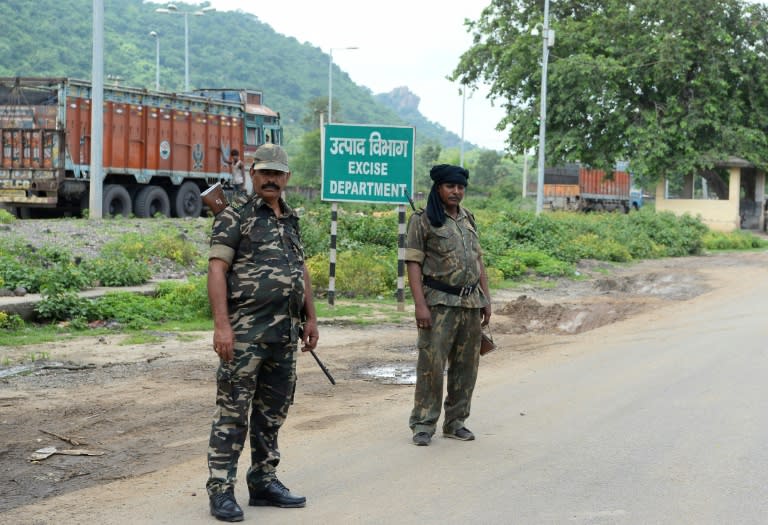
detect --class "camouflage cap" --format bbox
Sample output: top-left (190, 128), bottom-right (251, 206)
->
top-left (251, 143), bottom-right (289, 172)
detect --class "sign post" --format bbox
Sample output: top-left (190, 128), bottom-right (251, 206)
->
top-left (322, 123), bottom-right (415, 204)
top-left (322, 124), bottom-right (415, 307)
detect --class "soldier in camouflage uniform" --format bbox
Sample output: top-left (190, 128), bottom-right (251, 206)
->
top-left (206, 143), bottom-right (319, 522)
top-left (404, 164), bottom-right (491, 447)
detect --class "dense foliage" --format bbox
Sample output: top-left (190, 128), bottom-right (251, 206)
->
top-left (453, 0), bottom-right (768, 187)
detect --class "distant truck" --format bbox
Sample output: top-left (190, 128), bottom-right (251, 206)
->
top-left (531, 164), bottom-right (639, 212)
top-left (0, 77), bottom-right (282, 218)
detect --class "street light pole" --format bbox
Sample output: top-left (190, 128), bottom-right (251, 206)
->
top-left (460, 87), bottom-right (466, 167)
top-left (150, 31), bottom-right (160, 91)
top-left (535, 0), bottom-right (553, 215)
top-left (327, 46), bottom-right (358, 123)
top-left (155, 4), bottom-right (215, 92)
top-left (183, 12), bottom-right (189, 91)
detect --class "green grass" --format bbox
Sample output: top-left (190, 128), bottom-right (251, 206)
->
top-left (316, 297), bottom-right (412, 325)
top-left (0, 325), bottom-right (109, 346)
top-left (120, 333), bottom-right (165, 346)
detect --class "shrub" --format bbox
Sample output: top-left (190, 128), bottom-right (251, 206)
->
top-left (154, 277), bottom-right (211, 320)
top-left (298, 209), bottom-right (330, 258)
top-left (86, 279), bottom-right (210, 329)
top-left (307, 246), bottom-right (397, 297)
top-left (703, 230), bottom-right (768, 250)
top-left (493, 254), bottom-right (527, 279)
top-left (35, 291), bottom-right (95, 322)
top-left (572, 233), bottom-right (633, 262)
top-left (101, 227), bottom-right (199, 266)
top-left (90, 292), bottom-right (158, 328)
top-left (484, 266), bottom-right (504, 288)
top-left (0, 311), bottom-right (24, 330)
top-left (82, 256), bottom-right (152, 287)
top-left (0, 208), bottom-right (15, 224)
top-left (0, 254), bottom-right (44, 292)
top-left (497, 248), bottom-right (576, 279)
top-left (38, 262), bottom-right (93, 292)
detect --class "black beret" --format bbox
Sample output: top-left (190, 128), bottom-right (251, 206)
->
top-left (429, 164), bottom-right (469, 186)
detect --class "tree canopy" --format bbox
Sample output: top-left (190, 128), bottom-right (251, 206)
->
top-left (454, 0), bottom-right (768, 184)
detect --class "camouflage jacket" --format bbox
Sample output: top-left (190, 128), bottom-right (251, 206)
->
top-left (404, 207), bottom-right (489, 309)
top-left (209, 195), bottom-right (306, 343)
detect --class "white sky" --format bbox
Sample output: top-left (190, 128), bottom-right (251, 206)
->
top-left (207, 0), bottom-right (507, 151)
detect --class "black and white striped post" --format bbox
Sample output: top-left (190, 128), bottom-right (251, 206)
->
top-left (328, 202), bottom-right (338, 306)
top-left (397, 204), bottom-right (406, 311)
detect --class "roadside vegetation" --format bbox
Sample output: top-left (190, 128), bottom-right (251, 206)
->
top-left (1, 200), bottom-right (767, 348)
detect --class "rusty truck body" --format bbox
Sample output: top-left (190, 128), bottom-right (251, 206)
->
top-left (0, 77), bottom-right (281, 217)
top-left (530, 163), bottom-right (636, 212)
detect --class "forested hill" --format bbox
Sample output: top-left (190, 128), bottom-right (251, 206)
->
top-left (0, 0), bottom-right (470, 149)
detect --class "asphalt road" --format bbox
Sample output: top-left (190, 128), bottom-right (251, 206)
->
top-left (4, 256), bottom-right (767, 525)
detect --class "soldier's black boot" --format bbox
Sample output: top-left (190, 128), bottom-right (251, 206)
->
top-left (209, 488), bottom-right (244, 522)
top-left (248, 479), bottom-right (306, 508)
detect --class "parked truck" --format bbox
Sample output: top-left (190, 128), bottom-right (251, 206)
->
top-left (530, 163), bottom-right (637, 212)
top-left (0, 77), bottom-right (282, 218)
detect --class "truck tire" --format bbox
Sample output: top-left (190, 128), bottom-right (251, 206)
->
top-left (134, 185), bottom-right (170, 218)
top-left (171, 181), bottom-right (203, 218)
top-left (103, 185), bottom-right (132, 218)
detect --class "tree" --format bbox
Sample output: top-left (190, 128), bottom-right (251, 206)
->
top-left (290, 129), bottom-right (322, 188)
top-left (453, 0), bottom-right (768, 187)
top-left (300, 97), bottom-right (329, 131)
top-left (473, 149), bottom-right (503, 189)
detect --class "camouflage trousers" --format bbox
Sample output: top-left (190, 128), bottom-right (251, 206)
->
top-left (206, 341), bottom-right (297, 496)
top-left (409, 305), bottom-right (482, 436)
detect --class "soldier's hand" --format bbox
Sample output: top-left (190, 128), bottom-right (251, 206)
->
top-left (212, 325), bottom-right (235, 362)
top-left (414, 303), bottom-right (431, 330)
top-left (301, 318), bottom-right (319, 351)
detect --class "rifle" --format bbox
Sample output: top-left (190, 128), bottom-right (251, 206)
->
top-left (300, 309), bottom-right (335, 385)
top-left (309, 350), bottom-right (336, 385)
top-left (404, 189), bottom-right (417, 211)
top-left (201, 183), bottom-right (228, 214)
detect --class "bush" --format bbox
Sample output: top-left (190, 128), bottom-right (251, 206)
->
top-left (0, 208), bottom-right (15, 224)
top-left (307, 246), bottom-right (397, 297)
top-left (703, 230), bottom-right (768, 250)
top-left (0, 311), bottom-right (24, 330)
top-left (484, 266), bottom-right (504, 288)
top-left (298, 209), bottom-right (330, 258)
top-left (571, 233), bottom-right (633, 262)
top-left (90, 292), bottom-right (157, 329)
top-left (474, 206), bottom-right (709, 267)
top-left (82, 256), bottom-right (152, 287)
top-left (101, 227), bottom-right (199, 266)
top-left (0, 254), bottom-right (44, 292)
top-left (493, 248), bottom-right (576, 280)
top-left (154, 277), bottom-right (211, 320)
top-left (35, 291), bottom-right (95, 322)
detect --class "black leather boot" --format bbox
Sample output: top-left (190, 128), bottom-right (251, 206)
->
top-left (209, 488), bottom-right (244, 522)
top-left (248, 479), bottom-right (306, 508)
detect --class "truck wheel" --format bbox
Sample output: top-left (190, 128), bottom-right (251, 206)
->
top-left (103, 185), bottom-right (132, 218)
top-left (134, 185), bottom-right (170, 218)
top-left (171, 181), bottom-right (203, 218)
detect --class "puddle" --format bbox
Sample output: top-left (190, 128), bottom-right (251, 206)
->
top-left (356, 364), bottom-right (416, 385)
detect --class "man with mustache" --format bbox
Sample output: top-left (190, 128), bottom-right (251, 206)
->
top-left (404, 164), bottom-right (491, 447)
top-left (205, 143), bottom-right (319, 521)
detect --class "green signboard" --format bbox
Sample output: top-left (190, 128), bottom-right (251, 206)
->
top-left (322, 123), bottom-right (415, 204)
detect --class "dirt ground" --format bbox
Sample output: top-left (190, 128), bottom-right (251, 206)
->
top-left (1, 250), bottom-right (765, 517)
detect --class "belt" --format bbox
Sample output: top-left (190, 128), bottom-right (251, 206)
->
top-left (423, 276), bottom-right (479, 297)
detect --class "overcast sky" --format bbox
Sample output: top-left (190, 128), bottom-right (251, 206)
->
top-left (206, 0), bottom-right (508, 151)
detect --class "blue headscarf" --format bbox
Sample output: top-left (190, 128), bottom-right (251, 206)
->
top-left (425, 164), bottom-right (469, 227)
